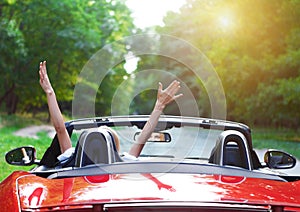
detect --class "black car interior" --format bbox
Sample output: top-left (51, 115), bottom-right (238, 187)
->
top-left (209, 132), bottom-right (250, 170)
top-left (75, 129), bottom-right (123, 167)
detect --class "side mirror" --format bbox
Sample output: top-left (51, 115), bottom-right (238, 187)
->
top-left (264, 150), bottom-right (296, 169)
top-left (5, 146), bottom-right (36, 166)
top-left (134, 132), bottom-right (171, 142)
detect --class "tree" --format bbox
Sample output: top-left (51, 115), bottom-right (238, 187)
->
top-left (0, 3), bottom-right (27, 114)
top-left (0, 0), bottom-right (135, 116)
top-left (158, 0), bottom-right (300, 127)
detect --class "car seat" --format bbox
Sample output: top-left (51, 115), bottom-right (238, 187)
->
top-left (223, 142), bottom-right (247, 168)
top-left (75, 128), bottom-right (123, 167)
top-left (209, 130), bottom-right (250, 169)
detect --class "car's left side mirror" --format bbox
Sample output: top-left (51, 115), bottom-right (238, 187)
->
top-left (5, 146), bottom-right (36, 166)
top-left (264, 150), bottom-right (296, 169)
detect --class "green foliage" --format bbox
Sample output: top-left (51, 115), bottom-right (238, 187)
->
top-left (0, 0), bottom-right (135, 116)
top-left (0, 114), bottom-right (52, 181)
top-left (0, 113), bottom-right (43, 128)
top-left (1, 0), bottom-right (300, 128)
top-left (0, 128), bottom-right (51, 182)
top-left (252, 128), bottom-right (300, 159)
top-left (248, 77), bottom-right (300, 127)
top-left (159, 0), bottom-right (300, 127)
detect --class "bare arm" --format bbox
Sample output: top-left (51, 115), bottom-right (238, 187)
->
top-left (129, 80), bottom-right (183, 157)
top-left (39, 61), bottom-right (72, 153)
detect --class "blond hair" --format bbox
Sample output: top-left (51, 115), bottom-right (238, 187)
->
top-left (99, 126), bottom-right (120, 152)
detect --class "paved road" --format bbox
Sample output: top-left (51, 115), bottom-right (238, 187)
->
top-left (13, 125), bottom-right (55, 139)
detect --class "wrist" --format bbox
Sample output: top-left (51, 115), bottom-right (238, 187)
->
top-left (154, 101), bottom-right (165, 111)
top-left (45, 88), bottom-right (54, 95)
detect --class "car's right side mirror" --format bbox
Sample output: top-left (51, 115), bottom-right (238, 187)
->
top-left (264, 150), bottom-right (296, 169)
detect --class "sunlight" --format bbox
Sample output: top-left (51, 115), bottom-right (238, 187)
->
top-left (126, 0), bottom-right (186, 28)
top-left (217, 11), bottom-right (235, 31)
top-left (219, 16), bottom-right (230, 28)
top-left (124, 51), bottom-right (140, 74)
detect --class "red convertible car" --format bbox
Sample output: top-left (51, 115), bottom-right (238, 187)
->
top-left (1, 115), bottom-right (300, 211)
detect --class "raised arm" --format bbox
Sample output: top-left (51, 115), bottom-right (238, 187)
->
top-left (39, 61), bottom-right (72, 153)
top-left (129, 80), bottom-right (183, 157)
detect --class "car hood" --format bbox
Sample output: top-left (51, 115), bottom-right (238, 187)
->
top-left (14, 172), bottom-right (300, 211)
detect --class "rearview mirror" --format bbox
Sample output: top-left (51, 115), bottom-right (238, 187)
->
top-left (5, 146), bottom-right (36, 166)
top-left (264, 150), bottom-right (296, 169)
top-left (134, 132), bottom-right (171, 142)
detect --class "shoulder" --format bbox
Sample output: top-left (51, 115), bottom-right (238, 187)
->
top-left (121, 152), bottom-right (139, 161)
top-left (57, 147), bottom-right (75, 161)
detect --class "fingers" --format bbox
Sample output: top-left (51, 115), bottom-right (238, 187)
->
top-left (158, 82), bottom-right (163, 91)
top-left (39, 61), bottom-right (47, 81)
top-left (164, 80), bottom-right (181, 97)
top-left (173, 93), bottom-right (183, 101)
top-left (39, 61), bottom-right (47, 73)
top-left (39, 61), bottom-right (50, 90)
top-left (157, 80), bottom-right (183, 106)
top-left (39, 63), bottom-right (44, 82)
top-left (39, 70), bottom-right (43, 82)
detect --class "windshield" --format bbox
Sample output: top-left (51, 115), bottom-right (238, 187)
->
top-left (107, 126), bottom-right (222, 160)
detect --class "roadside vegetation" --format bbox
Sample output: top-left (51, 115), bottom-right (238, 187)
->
top-left (0, 114), bottom-right (299, 182)
top-left (252, 128), bottom-right (300, 160)
top-left (1, 0), bottom-right (300, 127)
top-left (0, 115), bottom-right (52, 181)
top-left (0, 0), bottom-right (299, 183)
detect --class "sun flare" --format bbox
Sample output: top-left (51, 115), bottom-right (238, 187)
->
top-left (219, 16), bottom-right (231, 28)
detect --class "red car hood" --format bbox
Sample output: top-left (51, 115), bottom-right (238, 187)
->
top-left (9, 172), bottom-right (300, 210)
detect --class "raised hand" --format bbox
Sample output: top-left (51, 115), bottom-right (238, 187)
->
top-left (129, 80), bottom-right (183, 157)
top-left (155, 80), bottom-right (183, 111)
top-left (38, 60), bottom-right (72, 153)
top-left (39, 61), bottom-right (53, 94)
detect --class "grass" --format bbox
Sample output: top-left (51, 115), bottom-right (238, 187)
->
top-left (0, 114), bottom-right (52, 182)
top-left (0, 114), bottom-right (299, 182)
top-left (252, 128), bottom-right (300, 159)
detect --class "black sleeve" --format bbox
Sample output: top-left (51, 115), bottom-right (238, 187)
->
top-left (39, 135), bottom-right (61, 167)
top-left (39, 126), bottom-right (73, 167)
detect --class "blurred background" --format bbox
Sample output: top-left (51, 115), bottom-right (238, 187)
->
top-left (0, 0), bottom-right (299, 179)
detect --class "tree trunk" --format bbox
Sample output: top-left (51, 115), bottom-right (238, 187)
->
top-left (5, 91), bottom-right (18, 114)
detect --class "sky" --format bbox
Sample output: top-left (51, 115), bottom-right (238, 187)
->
top-left (125, 0), bottom-right (186, 29)
top-left (123, 0), bottom-right (186, 73)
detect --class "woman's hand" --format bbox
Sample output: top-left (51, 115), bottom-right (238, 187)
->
top-left (155, 80), bottom-right (183, 111)
top-left (38, 60), bottom-right (72, 153)
top-left (39, 61), bottom-right (54, 94)
top-left (129, 80), bottom-right (183, 157)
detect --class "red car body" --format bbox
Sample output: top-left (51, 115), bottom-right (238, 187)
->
top-left (1, 116), bottom-right (300, 211)
top-left (1, 171), bottom-right (300, 211)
